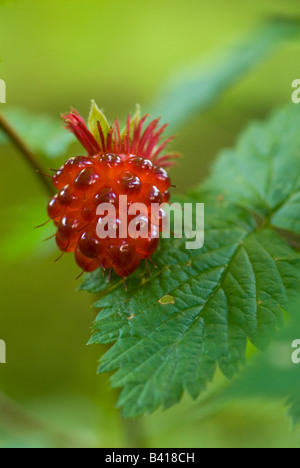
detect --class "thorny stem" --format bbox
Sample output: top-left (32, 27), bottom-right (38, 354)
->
top-left (0, 112), bottom-right (54, 196)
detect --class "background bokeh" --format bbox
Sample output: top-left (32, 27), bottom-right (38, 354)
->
top-left (1, 0), bottom-right (300, 448)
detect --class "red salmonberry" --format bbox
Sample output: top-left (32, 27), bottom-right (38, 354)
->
top-left (46, 102), bottom-right (179, 279)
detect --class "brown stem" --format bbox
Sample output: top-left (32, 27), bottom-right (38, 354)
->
top-left (0, 112), bottom-right (55, 196)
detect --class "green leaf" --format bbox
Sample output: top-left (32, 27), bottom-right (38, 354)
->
top-left (196, 105), bottom-right (300, 238)
top-left (82, 105), bottom-right (300, 418)
top-left (84, 220), bottom-right (300, 418)
top-left (88, 100), bottom-right (110, 148)
top-left (150, 18), bottom-right (300, 131)
top-left (0, 107), bottom-right (75, 159)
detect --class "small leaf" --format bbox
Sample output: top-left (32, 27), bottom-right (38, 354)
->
top-left (88, 100), bottom-right (110, 148)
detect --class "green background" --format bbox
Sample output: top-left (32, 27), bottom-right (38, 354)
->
top-left (0, 0), bottom-right (300, 448)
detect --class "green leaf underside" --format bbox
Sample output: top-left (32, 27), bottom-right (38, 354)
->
top-left (150, 18), bottom-right (300, 131)
top-left (82, 105), bottom-right (300, 418)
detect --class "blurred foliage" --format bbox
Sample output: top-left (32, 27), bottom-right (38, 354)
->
top-left (191, 300), bottom-right (300, 429)
top-left (1, 0), bottom-right (300, 449)
top-left (0, 107), bottom-right (75, 159)
top-left (0, 200), bottom-right (55, 261)
top-left (151, 18), bottom-right (300, 131)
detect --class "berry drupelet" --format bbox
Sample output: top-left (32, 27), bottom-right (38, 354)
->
top-left (47, 102), bottom-right (178, 279)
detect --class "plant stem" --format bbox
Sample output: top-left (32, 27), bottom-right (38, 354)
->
top-left (0, 391), bottom-right (78, 447)
top-left (0, 112), bottom-right (54, 196)
top-left (122, 417), bottom-right (148, 448)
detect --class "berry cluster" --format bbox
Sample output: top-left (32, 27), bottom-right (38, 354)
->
top-left (47, 104), bottom-right (178, 279)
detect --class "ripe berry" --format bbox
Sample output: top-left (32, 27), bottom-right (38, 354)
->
top-left (94, 188), bottom-right (118, 206)
top-left (47, 195), bottom-right (63, 223)
top-left (117, 171), bottom-right (142, 195)
top-left (47, 104), bottom-right (178, 280)
top-left (74, 168), bottom-right (99, 192)
top-left (107, 239), bottom-right (136, 268)
top-left (78, 231), bottom-right (103, 259)
top-left (57, 214), bottom-right (83, 240)
top-left (53, 156), bottom-right (93, 189)
top-left (75, 247), bottom-right (101, 272)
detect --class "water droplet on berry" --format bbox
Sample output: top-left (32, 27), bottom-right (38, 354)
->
top-left (98, 153), bottom-right (123, 167)
top-left (58, 215), bottom-right (83, 240)
top-left (47, 195), bottom-right (63, 221)
top-left (78, 231), bottom-right (103, 258)
top-left (74, 168), bottom-right (99, 191)
top-left (65, 156), bottom-right (93, 170)
top-left (153, 166), bottom-right (171, 192)
top-left (52, 168), bottom-right (69, 190)
top-left (117, 171), bottom-right (141, 194)
top-left (94, 188), bottom-right (118, 206)
top-left (58, 185), bottom-right (75, 204)
top-left (75, 247), bottom-right (100, 272)
top-left (52, 157), bottom-right (93, 189)
top-left (135, 224), bottom-right (160, 257)
top-left (56, 231), bottom-right (78, 252)
top-left (126, 157), bottom-right (153, 173)
top-left (113, 253), bottom-right (141, 278)
top-left (81, 200), bottom-right (96, 221)
top-left (147, 185), bottom-right (163, 204)
top-left (163, 190), bottom-right (170, 203)
top-left (107, 239), bottom-right (136, 269)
